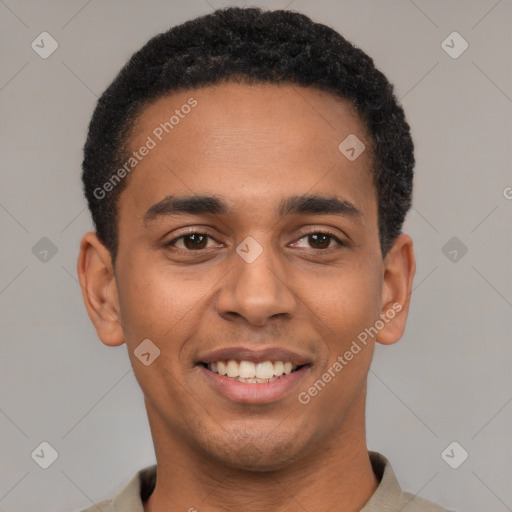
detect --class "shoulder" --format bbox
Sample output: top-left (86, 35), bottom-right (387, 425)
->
top-left (79, 498), bottom-right (111, 512)
top-left (398, 491), bottom-right (454, 511)
top-left (75, 463), bottom-right (157, 512)
top-left (366, 452), bottom-right (454, 512)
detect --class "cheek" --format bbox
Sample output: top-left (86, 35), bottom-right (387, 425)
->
top-left (115, 258), bottom-right (208, 344)
top-left (317, 256), bottom-right (382, 350)
top-left (295, 261), bottom-right (381, 433)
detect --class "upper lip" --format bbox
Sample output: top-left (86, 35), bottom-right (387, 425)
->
top-left (196, 346), bottom-right (311, 366)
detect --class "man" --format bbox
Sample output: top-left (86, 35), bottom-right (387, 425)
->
top-left (77, 6), bottom-right (451, 512)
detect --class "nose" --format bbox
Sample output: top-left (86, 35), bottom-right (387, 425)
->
top-left (215, 237), bottom-right (298, 327)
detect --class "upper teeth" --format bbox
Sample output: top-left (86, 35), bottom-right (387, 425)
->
top-left (208, 360), bottom-right (297, 379)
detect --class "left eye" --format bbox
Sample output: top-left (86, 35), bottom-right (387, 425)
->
top-left (165, 233), bottom-right (216, 250)
top-left (294, 232), bottom-right (344, 250)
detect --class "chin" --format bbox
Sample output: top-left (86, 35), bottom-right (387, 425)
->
top-left (204, 428), bottom-right (308, 473)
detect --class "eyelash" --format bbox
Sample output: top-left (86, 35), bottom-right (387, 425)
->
top-left (163, 229), bottom-right (346, 252)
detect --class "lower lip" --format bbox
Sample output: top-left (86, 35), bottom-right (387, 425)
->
top-left (198, 365), bottom-right (310, 404)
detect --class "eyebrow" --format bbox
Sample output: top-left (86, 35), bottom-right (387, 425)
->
top-left (143, 193), bottom-right (361, 226)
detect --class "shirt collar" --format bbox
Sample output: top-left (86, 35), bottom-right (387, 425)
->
top-left (110, 451), bottom-right (403, 512)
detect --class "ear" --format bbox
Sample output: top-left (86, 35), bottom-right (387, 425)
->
top-left (77, 231), bottom-right (125, 347)
top-left (376, 233), bottom-right (416, 345)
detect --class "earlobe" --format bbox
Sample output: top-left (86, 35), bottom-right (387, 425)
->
top-left (376, 233), bottom-right (416, 346)
top-left (77, 232), bottom-right (125, 347)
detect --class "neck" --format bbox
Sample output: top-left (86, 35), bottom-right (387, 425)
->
top-left (143, 396), bottom-right (377, 512)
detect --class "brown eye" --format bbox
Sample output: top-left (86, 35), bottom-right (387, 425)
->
top-left (308, 233), bottom-right (332, 249)
top-left (182, 234), bottom-right (208, 250)
top-left (165, 233), bottom-right (212, 250)
top-left (293, 232), bottom-right (344, 250)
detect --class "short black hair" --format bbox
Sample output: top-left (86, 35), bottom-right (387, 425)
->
top-left (82, 6), bottom-right (414, 266)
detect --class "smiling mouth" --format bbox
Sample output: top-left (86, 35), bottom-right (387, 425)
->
top-left (199, 359), bottom-right (307, 384)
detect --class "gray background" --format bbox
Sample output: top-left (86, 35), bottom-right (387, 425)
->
top-left (1, 1), bottom-right (511, 511)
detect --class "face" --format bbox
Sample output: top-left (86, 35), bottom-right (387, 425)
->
top-left (78, 82), bottom-right (415, 472)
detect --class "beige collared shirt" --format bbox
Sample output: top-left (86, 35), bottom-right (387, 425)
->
top-left (80, 451), bottom-right (451, 511)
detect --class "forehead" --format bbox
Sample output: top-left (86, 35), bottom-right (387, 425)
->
top-left (119, 82), bottom-right (375, 223)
